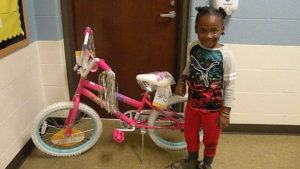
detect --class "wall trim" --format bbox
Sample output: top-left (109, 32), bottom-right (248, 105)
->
top-left (223, 124), bottom-right (300, 135)
top-left (6, 139), bottom-right (34, 169)
top-left (60, 0), bottom-right (78, 99)
top-left (177, 0), bottom-right (190, 76)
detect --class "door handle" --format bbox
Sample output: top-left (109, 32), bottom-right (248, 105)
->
top-left (160, 11), bottom-right (176, 19)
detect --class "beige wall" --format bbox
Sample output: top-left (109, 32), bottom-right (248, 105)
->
top-left (227, 44), bottom-right (300, 125)
top-left (0, 40), bottom-right (69, 168)
top-left (38, 40), bottom-right (69, 105)
top-left (0, 42), bottom-right (44, 168)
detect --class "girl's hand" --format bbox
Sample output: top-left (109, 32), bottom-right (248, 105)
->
top-left (217, 106), bottom-right (231, 129)
top-left (217, 114), bottom-right (230, 129)
top-left (175, 83), bottom-right (186, 96)
top-left (175, 75), bottom-right (188, 97)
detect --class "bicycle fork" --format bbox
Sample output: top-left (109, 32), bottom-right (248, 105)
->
top-left (64, 95), bottom-right (80, 137)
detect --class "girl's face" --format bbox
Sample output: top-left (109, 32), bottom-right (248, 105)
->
top-left (195, 14), bottom-right (224, 48)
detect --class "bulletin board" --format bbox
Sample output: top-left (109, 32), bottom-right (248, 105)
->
top-left (0, 0), bottom-right (29, 58)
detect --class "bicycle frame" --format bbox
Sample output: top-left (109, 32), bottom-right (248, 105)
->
top-left (64, 59), bottom-right (184, 137)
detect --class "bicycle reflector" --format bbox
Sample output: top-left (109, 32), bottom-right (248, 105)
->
top-left (51, 129), bottom-right (85, 147)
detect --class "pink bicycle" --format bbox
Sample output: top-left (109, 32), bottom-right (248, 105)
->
top-left (31, 27), bottom-right (203, 157)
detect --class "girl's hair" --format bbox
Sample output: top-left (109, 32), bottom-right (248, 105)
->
top-left (195, 6), bottom-right (227, 26)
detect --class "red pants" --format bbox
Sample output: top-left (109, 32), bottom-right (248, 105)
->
top-left (184, 103), bottom-right (222, 157)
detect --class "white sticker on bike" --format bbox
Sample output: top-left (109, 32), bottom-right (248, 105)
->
top-left (153, 85), bottom-right (171, 109)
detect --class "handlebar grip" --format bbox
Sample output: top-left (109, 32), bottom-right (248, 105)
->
top-left (84, 27), bottom-right (91, 36)
top-left (98, 59), bottom-right (111, 71)
top-left (83, 27), bottom-right (91, 45)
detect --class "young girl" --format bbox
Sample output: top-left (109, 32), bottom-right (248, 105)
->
top-left (171, 6), bottom-right (236, 169)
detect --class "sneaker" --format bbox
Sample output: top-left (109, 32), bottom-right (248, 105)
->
top-left (201, 165), bottom-right (212, 169)
top-left (171, 159), bottom-right (200, 169)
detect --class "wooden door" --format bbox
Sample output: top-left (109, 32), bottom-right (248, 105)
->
top-left (72, 0), bottom-right (181, 118)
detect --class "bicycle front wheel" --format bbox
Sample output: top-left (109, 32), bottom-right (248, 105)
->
top-left (148, 95), bottom-right (203, 151)
top-left (31, 102), bottom-right (102, 157)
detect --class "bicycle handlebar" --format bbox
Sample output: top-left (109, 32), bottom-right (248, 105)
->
top-left (77, 58), bottom-right (112, 78)
top-left (98, 59), bottom-right (111, 71)
top-left (80, 58), bottom-right (100, 77)
top-left (75, 26), bottom-right (112, 77)
top-left (83, 27), bottom-right (91, 45)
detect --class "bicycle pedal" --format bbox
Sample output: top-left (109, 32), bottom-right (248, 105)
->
top-left (113, 129), bottom-right (124, 143)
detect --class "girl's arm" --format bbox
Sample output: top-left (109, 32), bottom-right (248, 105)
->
top-left (217, 47), bottom-right (236, 129)
top-left (221, 46), bottom-right (236, 110)
top-left (175, 41), bottom-right (199, 96)
top-left (175, 74), bottom-right (188, 96)
top-left (181, 41), bottom-right (200, 76)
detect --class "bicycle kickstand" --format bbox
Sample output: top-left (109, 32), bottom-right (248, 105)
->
top-left (140, 128), bottom-right (147, 165)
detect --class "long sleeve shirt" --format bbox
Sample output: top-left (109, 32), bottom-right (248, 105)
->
top-left (182, 41), bottom-right (236, 109)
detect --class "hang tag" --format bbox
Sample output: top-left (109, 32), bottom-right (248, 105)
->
top-left (152, 85), bottom-right (171, 109)
top-left (0, 16), bottom-right (2, 28)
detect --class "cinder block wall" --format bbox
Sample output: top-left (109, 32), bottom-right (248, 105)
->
top-left (189, 0), bottom-right (300, 125)
top-left (29, 0), bottom-right (69, 104)
top-left (0, 42), bottom-right (45, 168)
top-left (0, 0), bottom-right (68, 168)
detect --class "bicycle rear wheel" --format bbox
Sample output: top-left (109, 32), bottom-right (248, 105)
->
top-left (31, 102), bottom-right (102, 157)
top-left (148, 96), bottom-right (203, 151)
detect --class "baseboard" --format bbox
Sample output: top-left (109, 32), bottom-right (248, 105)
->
top-left (6, 124), bottom-right (300, 168)
top-left (223, 124), bottom-right (300, 135)
top-left (6, 139), bottom-right (34, 169)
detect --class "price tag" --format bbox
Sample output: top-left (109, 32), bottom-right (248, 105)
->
top-left (152, 86), bottom-right (171, 109)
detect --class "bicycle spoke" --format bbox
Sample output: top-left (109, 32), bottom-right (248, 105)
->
top-left (76, 129), bottom-right (94, 134)
top-left (46, 124), bottom-right (63, 130)
top-left (39, 132), bottom-right (58, 136)
top-left (47, 117), bottom-right (62, 127)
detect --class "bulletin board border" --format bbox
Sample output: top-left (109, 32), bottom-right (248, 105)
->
top-left (0, 0), bottom-right (30, 58)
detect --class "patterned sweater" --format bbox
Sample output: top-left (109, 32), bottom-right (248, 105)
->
top-left (182, 41), bottom-right (236, 110)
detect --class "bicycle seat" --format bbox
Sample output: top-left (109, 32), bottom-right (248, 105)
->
top-left (136, 71), bottom-right (174, 87)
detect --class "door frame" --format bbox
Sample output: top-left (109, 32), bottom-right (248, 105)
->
top-left (60, 0), bottom-right (190, 99)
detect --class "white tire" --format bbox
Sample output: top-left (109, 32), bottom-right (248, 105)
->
top-left (31, 102), bottom-right (102, 157)
top-left (148, 95), bottom-right (203, 151)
